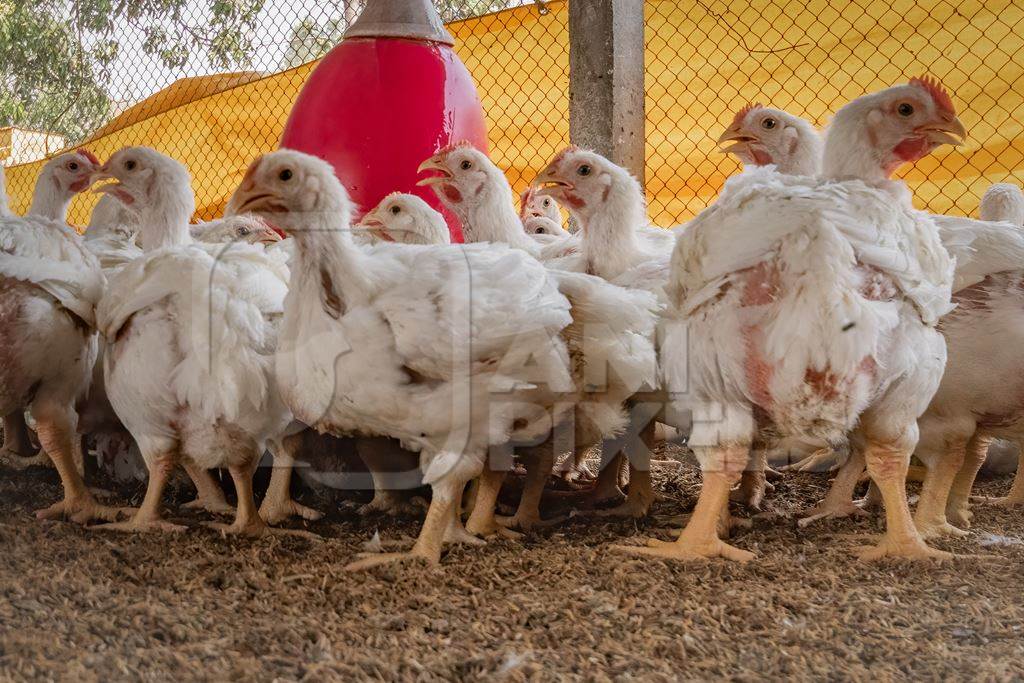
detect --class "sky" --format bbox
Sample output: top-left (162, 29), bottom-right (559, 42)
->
top-left (101, 0), bottom-right (533, 105)
top-left (102, 0), bottom-right (340, 103)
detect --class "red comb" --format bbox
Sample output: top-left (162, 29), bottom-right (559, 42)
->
top-left (76, 148), bottom-right (100, 166)
top-left (435, 140), bottom-right (477, 157)
top-left (910, 76), bottom-right (955, 117)
top-left (729, 103), bottom-right (763, 129)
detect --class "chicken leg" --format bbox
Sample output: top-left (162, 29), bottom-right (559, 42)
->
top-left (93, 449), bottom-right (186, 533)
top-left (497, 439), bottom-right (558, 531)
top-left (346, 474), bottom-right (465, 570)
top-left (442, 494), bottom-right (487, 546)
top-left (913, 438), bottom-right (969, 539)
top-left (201, 455), bottom-right (320, 539)
top-left (610, 444), bottom-right (754, 562)
top-left (945, 434), bottom-right (992, 529)
top-left (857, 440), bottom-right (949, 560)
top-left (798, 447), bottom-right (869, 526)
top-left (464, 466), bottom-right (520, 539)
top-left (0, 412), bottom-right (49, 469)
top-left (587, 419), bottom-right (657, 519)
top-left (203, 459), bottom-right (269, 536)
top-left (179, 461), bottom-right (235, 515)
top-left (974, 439), bottom-right (1024, 506)
top-left (355, 437), bottom-right (423, 516)
top-left (32, 402), bottom-right (124, 524)
top-left (258, 433), bottom-right (323, 524)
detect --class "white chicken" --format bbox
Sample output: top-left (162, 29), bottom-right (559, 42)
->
top-left (529, 147), bottom-right (674, 517)
top-left (519, 185), bottom-right (569, 237)
top-left (718, 97), bottom-right (1024, 530)
top-left (717, 103), bottom-right (823, 176)
top-left (189, 214), bottom-right (285, 245)
top-left (83, 194), bottom-right (144, 271)
top-left (228, 149), bottom-right (652, 567)
top-left (417, 143), bottom-right (659, 530)
top-left (28, 149), bottom-right (102, 222)
top-left (613, 79), bottom-right (960, 563)
top-left (1, 149), bottom-right (101, 468)
top-left (979, 183), bottom-right (1024, 226)
top-left (81, 194), bottom-right (269, 518)
top-left (417, 143), bottom-right (579, 262)
top-left (351, 194), bottom-right (457, 515)
top-left (0, 156), bottom-right (122, 523)
top-left (92, 146), bottom-right (295, 536)
top-left (357, 192), bottom-right (451, 245)
top-left (245, 194), bottom-right (444, 523)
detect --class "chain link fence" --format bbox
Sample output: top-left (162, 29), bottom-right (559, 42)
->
top-left (3, 0), bottom-right (1022, 226)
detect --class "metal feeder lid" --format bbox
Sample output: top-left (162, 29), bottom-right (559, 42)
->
top-left (344, 0), bottom-right (455, 46)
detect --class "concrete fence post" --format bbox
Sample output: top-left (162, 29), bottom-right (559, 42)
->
top-left (568, 0), bottom-right (646, 186)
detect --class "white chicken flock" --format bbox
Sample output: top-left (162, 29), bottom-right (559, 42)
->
top-left (2, 77), bottom-right (1024, 569)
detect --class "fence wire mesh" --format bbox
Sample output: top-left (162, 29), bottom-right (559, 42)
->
top-left (2, 0), bottom-right (1022, 227)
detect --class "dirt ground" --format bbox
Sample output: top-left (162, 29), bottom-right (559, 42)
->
top-left (2, 446), bottom-right (1024, 682)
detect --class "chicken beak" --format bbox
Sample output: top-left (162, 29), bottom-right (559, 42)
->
top-left (259, 227), bottom-right (283, 244)
top-left (92, 176), bottom-right (136, 205)
top-left (228, 187), bottom-right (278, 216)
top-left (357, 210), bottom-right (391, 242)
top-left (920, 116), bottom-right (967, 147)
top-left (533, 167), bottom-right (570, 197)
top-left (416, 157), bottom-right (451, 186)
top-left (717, 128), bottom-right (757, 154)
top-left (359, 207), bottom-right (385, 229)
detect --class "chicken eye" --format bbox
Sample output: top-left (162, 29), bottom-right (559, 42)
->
top-left (238, 226), bottom-right (251, 236)
top-left (279, 169), bottom-right (293, 181)
top-left (898, 103), bottom-right (914, 117)
top-left (460, 159), bottom-right (472, 171)
top-left (68, 162), bottom-right (79, 171)
top-left (536, 227), bottom-right (546, 234)
top-left (761, 118), bottom-right (777, 130)
top-left (578, 164), bottom-right (592, 177)
top-left (542, 199), bottom-right (551, 207)
top-left (125, 160), bottom-right (137, 171)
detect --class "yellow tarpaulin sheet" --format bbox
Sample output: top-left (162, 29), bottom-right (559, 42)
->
top-left (6, 0), bottom-right (1024, 227)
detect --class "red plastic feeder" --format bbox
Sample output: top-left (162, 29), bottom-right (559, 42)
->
top-left (279, 0), bottom-right (489, 243)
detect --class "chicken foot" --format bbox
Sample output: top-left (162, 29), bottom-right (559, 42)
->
top-left (93, 450), bottom-right (186, 533)
top-left (179, 461), bottom-right (235, 515)
top-left (33, 403), bottom-right (125, 525)
top-left (497, 439), bottom-right (564, 531)
top-left (464, 466), bottom-right (520, 540)
top-left (857, 440), bottom-right (950, 561)
top-left (730, 445), bottom-right (775, 510)
top-left (258, 432), bottom-right (323, 524)
top-left (346, 474), bottom-right (465, 570)
top-left (798, 447), bottom-right (870, 527)
top-left (610, 444), bottom-right (754, 562)
top-left (355, 437), bottom-right (424, 516)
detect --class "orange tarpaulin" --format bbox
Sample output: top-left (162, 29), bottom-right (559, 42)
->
top-left (5, 0), bottom-right (1024, 227)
